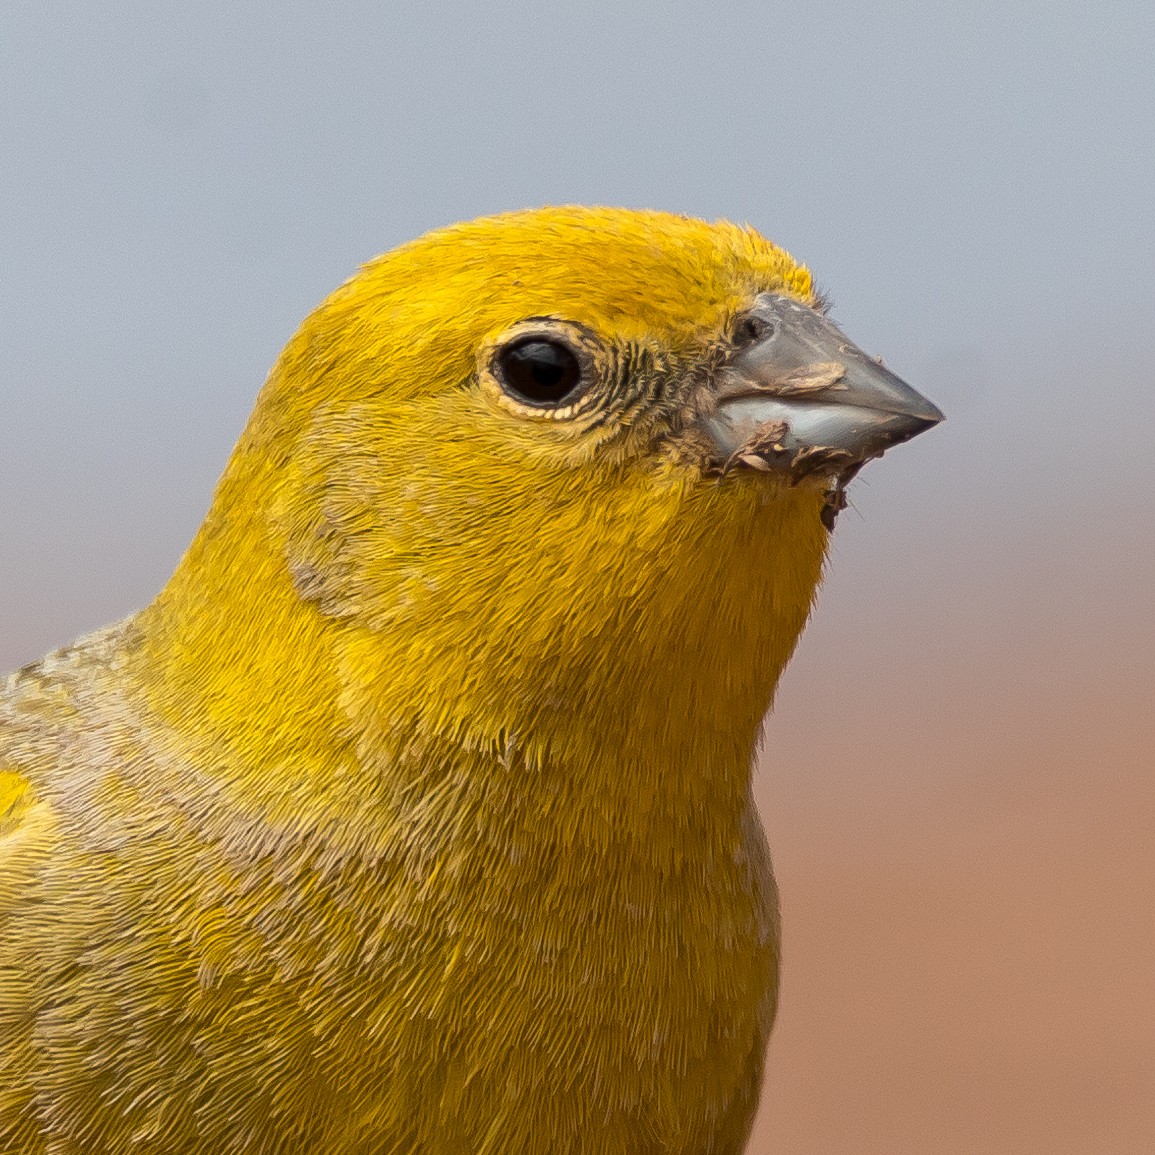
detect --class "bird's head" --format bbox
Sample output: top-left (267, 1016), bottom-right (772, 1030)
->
top-left (153, 207), bottom-right (941, 777)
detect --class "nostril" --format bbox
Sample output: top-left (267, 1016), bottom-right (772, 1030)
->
top-left (734, 315), bottom-right (775, 346)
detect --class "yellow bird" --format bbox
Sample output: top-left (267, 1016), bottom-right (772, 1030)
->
top-left (0, 207), bottom-right (941, 1154)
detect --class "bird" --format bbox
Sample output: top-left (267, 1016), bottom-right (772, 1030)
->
top-left (0, 206), bottom-right (942, 1154)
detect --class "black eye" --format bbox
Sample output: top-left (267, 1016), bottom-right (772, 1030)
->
top-left (495, 338), bottom-right (583, 405)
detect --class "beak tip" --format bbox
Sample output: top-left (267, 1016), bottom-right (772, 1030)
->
top-left (876, 409), bottom-right (944, 454)
top-left (917, 400), bottom-right (947, 426)
top-left (913, 407), bottom-right (946, 432)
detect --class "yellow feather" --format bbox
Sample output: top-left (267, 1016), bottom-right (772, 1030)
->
top-left (2, 207), bottom-right (835, 1153)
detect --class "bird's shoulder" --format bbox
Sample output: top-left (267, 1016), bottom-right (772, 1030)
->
top-left (0, 622), bottom-right (139, 863)
top-left (0, 768), bottom-right (39, 840)
top-left (0, 764), bottom-right (56, 911)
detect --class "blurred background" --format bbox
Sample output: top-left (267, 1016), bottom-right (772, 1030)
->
top-left (2, 2), bottom-right (1152, 1151)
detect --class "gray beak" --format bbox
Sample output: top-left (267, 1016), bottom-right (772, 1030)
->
top-left (701, 293), bottom-right (944, 480)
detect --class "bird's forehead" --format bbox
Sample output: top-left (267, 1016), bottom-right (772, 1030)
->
top-left (358, 207), bottom-right (814, 345)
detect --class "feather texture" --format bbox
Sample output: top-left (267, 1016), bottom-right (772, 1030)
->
top-left (1, 207), bottom-right (834, 1153)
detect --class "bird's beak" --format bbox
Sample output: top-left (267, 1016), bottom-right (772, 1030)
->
top-left (700, 293), bottom-right (944, 483)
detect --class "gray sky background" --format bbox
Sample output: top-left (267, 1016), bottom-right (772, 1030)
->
top-left (2, 4), bottom-right (1153, 1152)
top-left (2, 1), bottom-right (1152, 664)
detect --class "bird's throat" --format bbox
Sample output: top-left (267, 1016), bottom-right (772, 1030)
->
top-left (133, 454), bottom-right (829, 839)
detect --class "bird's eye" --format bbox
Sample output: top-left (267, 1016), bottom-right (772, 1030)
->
top-left (494, 338), bottom-right (584, 406)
